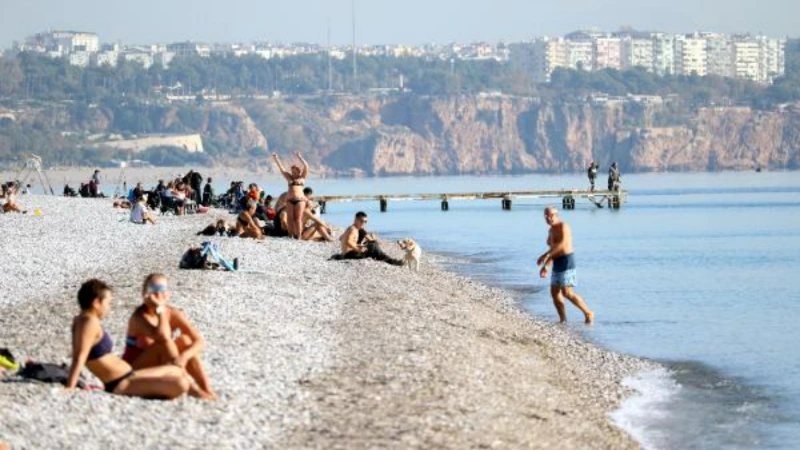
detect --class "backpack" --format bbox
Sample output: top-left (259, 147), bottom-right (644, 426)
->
top-left (179, 247), bottom-right (208, 270)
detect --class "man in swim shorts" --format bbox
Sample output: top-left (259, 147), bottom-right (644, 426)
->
top-left (537, 206), bottom-right (594, 324)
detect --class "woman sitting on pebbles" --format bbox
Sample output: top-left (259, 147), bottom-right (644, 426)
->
top-left (65, 279), bottom-right (190, 399)
top-left (235, 200), bottom-right (264, 239)
top-left (122, 274), bottom-right (216, 399)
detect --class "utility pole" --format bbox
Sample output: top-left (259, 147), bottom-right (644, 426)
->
top-left (352, 0), bottom-right (358, 93)
top-left (327, 17), bottom-right (333, 94)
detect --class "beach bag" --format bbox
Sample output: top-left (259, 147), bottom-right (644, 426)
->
top-left (18, 362), bottom-right (85, 388)
top-left (179, 247), bottom-right (208, 270)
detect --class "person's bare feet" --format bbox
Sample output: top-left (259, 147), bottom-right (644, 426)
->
top-left (585, 311), bottom-right (595, 325)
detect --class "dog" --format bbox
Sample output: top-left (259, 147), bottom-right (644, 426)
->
top-left (397, 238), bottom-right (422, 272)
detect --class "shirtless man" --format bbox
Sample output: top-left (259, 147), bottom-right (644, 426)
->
top-left (337, 212), bottom-right (403, 265)
top-left (537, 207), bottom-right (594, 324)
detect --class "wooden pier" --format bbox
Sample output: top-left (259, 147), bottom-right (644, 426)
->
top-left (316, 189), bottom-right (627, 214)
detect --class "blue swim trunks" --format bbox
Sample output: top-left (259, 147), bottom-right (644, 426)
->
top-left (551, 253), bottom-right (577, 287)
top-left (551, 268), bottom-right (577, 287)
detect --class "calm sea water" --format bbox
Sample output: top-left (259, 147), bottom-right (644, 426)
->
top-left (31, 170), bottom-right (797, 448)
top-left (304, 172), bottom-right (800, 450)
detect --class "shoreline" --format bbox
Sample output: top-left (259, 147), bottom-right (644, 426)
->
top-left (0, 195), bottom-right (654, 448)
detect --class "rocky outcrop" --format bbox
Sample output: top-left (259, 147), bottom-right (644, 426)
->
top-left (305, 96), bottom-right (800, 174)
top-left (6, 94), bottom-right (800, 173)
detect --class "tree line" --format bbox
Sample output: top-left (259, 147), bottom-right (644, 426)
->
top-left (0, 41), bottom-right (798, 106)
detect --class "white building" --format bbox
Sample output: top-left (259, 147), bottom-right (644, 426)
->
top-left (705, 33), bottom-right (734, 78)
top-left (123, 51), bottom-right (154, 69)
top-left (675, 35), bottom-right (708, 76)
top-left (565, 38), bottom-right (594, 71)
top-left (94, 51), bottom-right (119, 67)
top-left (69, 51), bottom-right (92, 67)
top-left (621, 36), bottom-right (655, 71)
top-left (154, 51), bottom-right (176, 68)
top-left (509, 38), bottom-right (567, 83)
top-left (167, 42), bottom-right (211, 58)
top-left (27, 30), bottom-right (100, 56)
top-left (732, 38), bottom-right (761, 82)
top-left (652, 34), bottom-right (676, 76)
top-left (594, 37), bottom-right (622, 70)
top-left (758, 36), bottom-right (786, 85)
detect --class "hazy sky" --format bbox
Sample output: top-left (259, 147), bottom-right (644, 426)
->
top-left (0, 0), bottom-right (796, 48)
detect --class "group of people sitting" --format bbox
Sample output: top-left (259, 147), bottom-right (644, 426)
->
top-left (66, 275), bottom-right (216, 400)
top-left (1, 181), bottom-right (27, 214)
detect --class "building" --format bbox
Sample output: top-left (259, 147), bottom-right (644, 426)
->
top-left (594, 36), bottom-right (622, 70)
top-left (652, 34), bottom-right (676, 76)
top-left (122, 51), bottom-right (154, 69)
top-left (509, 37), bottom-right (567, 83)
top-left (68, 51), bottom-right (92, 67)
top-left (621, 36), bottom-right (655, 71)
top-left (732, 37), bottom-right (761, 82)
top-left (93, 51), bottom-right (119, 67)
top-left (705, 33), bottom-right (734, 78)
top-left (19, 30), bottom-right (100, 56)
top-left (675, 35), bottom-right (707, 76)
top-left (565, 36), bottom-right (594, 71)
top-left (758, 36), bottom-right (786, 85)
top-left (166, 42), bottom-right (211, 58)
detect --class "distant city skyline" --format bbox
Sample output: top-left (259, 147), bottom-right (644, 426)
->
top-left (0, 0), bottom-right (796, 49)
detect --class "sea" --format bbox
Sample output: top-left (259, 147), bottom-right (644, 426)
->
top-left (18, 169), bottom-right (799, 449)
top-left (302, 172), bottom-right (800, 450)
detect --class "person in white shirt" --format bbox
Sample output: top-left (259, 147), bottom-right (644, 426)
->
top-left (130, 194), bottom-right (156, 225)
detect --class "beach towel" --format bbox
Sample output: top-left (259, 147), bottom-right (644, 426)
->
top-left (0, 348), bottom-right (18, 371)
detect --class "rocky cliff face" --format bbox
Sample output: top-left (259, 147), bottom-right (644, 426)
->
top-left (310, 96), bottom-right (800, 175)
top-left (7, 95), bottom-right (800, 173)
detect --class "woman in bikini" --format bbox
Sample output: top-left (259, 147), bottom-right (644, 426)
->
top-left (122, 274), bottom-right (216, 399)
top-left (65, 279), bottom-right (190, 399)
top-left (234, 200), bottom-right (263, 239)
top-left (272, 152), bottom-right (310, 239)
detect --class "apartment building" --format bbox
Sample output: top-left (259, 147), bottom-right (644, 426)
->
top-left (705, 33), bottom-right (734, 78)
top-left (675, 35), bottom-right (708, 76)
top-left (733, 38), bottom-right (762, 82)
top-left (593, 36), bottom-right (622, 70)
top-left (621, 36), bottom-right (655, 71)
top-left (652, 34), bottom-right (676, 76)
top-left (509, 37), bottom-right (567, 83)
top-left (565, 38), bottom-right (594, 71)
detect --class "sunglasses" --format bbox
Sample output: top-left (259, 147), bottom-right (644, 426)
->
top-left (148, 283), bottom-right (169, 294)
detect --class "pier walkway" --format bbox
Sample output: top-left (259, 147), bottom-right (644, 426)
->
top-left (317, 189), bottom-right (627, 213)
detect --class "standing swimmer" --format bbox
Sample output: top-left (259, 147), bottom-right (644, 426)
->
top-left (537, 207), bottom-right (594, 324)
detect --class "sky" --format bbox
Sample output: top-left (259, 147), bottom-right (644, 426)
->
top-left (0, 0), bottom-right (796, 48)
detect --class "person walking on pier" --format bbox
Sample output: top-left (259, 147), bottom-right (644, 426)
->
top-left (587, 162), bottom-right (599, 191)
top-left (537, 207), bottom-right (594, 324)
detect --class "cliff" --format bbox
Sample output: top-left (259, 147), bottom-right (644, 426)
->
top-left (4, 95), bottom-right (800, 173)
top-left (283, 96), bottom-right (800, 174)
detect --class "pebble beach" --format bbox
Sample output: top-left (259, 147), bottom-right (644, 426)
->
top-left (0, 195), bottom-right (653, 449)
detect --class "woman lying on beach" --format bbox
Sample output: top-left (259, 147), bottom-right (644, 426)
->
top-left (65, 279), bottom-right (190, 399)
top-left (272, 152), bottom-right (310, 239)
top-left (121, 274), bottom-right (216, 399)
